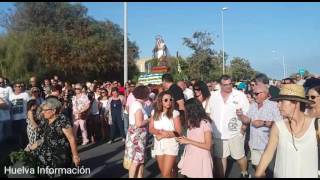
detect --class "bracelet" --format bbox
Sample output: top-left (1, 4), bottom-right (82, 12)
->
top-left (263, 121), bottom-right (267, 126)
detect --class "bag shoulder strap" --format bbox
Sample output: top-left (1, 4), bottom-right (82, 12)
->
top-left (315, 117), bottom-right (319, 131)
top-left (315, 118), bottom-right (320, 143)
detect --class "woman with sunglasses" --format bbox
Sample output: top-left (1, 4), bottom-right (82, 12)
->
top-left (306, 86), bottom-right (320, 117)
top-left (193, 81), bottom-right (211, 115)
top-left (305, 85), bottom-right (320, 176)
top-left (28, 97), bottom-right (80, 177)
top-left (149, 91), bottom-right (182, 178)
top-left (72, 83), bottom-right (90, 145)
top-left (99, 88), bottom-right (109, 140)
top-left (30, 87), bottom-right (44, 106)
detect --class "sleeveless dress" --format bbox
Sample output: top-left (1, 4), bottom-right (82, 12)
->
top-left (274, 119), bottom-right (318, 178)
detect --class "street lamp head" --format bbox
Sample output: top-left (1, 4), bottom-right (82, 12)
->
top-left (222, 7), bottom-right (229, 11)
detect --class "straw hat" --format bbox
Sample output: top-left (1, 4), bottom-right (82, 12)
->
top-left (270, 84), bottom-right (314, 104)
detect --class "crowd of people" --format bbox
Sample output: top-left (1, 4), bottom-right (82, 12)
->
top-left (0, 72), bottom-right (320, 178)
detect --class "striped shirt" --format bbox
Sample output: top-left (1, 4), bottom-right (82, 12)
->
top-left (247, 99), bottom-right (282, 150)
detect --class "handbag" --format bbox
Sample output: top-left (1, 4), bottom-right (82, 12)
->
top-left (123, 155), bottom-right (132, 170)
top-left (177, 146), bottom-right (186, 170)
top-left (123, 135), bottom-right (132, 170)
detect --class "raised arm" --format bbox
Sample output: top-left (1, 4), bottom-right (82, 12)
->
top-left (27, 110), bottom-right (38, 129)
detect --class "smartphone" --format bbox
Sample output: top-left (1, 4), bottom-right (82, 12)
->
top-left (173, 131), bottom-right (180, 137)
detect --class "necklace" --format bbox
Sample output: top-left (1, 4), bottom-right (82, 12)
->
top-left (290, 115), bottom-right (306, 137)
top-left (289, 115), bottom-right (307, 151)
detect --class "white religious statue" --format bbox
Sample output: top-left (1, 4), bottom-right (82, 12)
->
top-left (153, 35), bottom-right (168, 66)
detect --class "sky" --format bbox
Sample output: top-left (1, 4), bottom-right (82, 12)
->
top-left (1, 2), bottom-right (320, 80)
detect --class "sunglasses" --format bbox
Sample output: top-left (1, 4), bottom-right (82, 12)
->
top-left (306, 95), bottom-right (320, 100)
top-left (42, 108), bottom-right (53, 112)
top-left (75, 88), bottom-right (82, 90)
top-left (194, 88), bottom-right (201, 91)
top-left (32, 91), bottom-right (39, 93)
top-left (163, 98), bottom-right (173, 102)
top-left (253, 92), bottom-right (264, 96)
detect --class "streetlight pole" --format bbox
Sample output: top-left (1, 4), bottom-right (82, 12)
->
top-left (282, 55), bottom-right (286, 78)
top-left (221, 7), bottom-right (228, 75)
top-left (124, 2), bottom-right (128, 85)
top-left (272, 50), bottom-right (286, 79)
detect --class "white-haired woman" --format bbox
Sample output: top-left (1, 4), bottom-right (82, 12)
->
top-left (28, 97), bottom-right (80, 176)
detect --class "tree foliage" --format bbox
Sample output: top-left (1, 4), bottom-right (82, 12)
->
top-left (182, 31), bottom-right (223, 81)
top-left (0, 2), bottom-right (139, 83)
top-left (229, 57), bottom-right (256, 81)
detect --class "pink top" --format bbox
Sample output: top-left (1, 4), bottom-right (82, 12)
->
top-left (178, 120), bottom-right (213, 178)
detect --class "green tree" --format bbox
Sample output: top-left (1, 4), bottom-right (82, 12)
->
top-left (182, 31), bottom-right (221, 82)
top-left (229, 57), bottom-right (256, 81)
top-left (0, 2), bottom-right (139, 83)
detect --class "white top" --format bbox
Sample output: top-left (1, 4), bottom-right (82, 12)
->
top-left (183, 88), bottom-right (194, 101)
top-left (208, 89), bottom-right (249, 139)
top-left (124, 92), bottom-right (136, 114)
top-left (152, 110), bottom-right (180, 131)
top-left (0, 97), bottom-right (11, 122)
top-left (94, 93), bottom-right (100, 101)
top-left (9, 92), bottom-right (30, 120)
top-left (152, 110), bottom-right (180, 154)
top-left (0, 86), bottom-right (13, 101)
top-left (129, 100), bottom-right (148, 126)
top-left (274, 119), bottom-right (318, 178)
top-left (100, 99), bottom-right (109, 114)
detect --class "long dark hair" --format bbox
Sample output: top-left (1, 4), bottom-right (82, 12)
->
top-left (185, 98), bottom-right (212, 128)
top-left (27, 99), bottom-right (37, 111)
top-left (193, 80), bottom-right (211, 99)
top-left (153, 91), bottom-right (174, 121)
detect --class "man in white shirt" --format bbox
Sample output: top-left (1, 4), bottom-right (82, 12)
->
top-left (9, 82), bottom-right (30, 148)
top-left (208, 75), bottom-right (250, 178)
top-left (0, 77), bottom-right (13, 99)
top-left (0, 96), bottom-right (10, 141)
top-left (0, 77), bottom-right (13, 143)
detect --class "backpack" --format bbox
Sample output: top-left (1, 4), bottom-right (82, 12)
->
top-left (315, 118), bottom-right (320, 141)
top-left (315, 118), bottom-right (320, 171)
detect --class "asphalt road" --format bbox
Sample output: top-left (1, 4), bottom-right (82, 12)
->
top-left (2, 137), bottom-right (267, 178)
top-left (77, 138), bottom-right (258, 178)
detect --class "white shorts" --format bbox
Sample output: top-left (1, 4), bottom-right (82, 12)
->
top-left (250, 149), bottom-right (264, 166)
top-left (153, 138), bottom-right (179, 156)
top-left (213, 134), bottom-right (245, 160)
